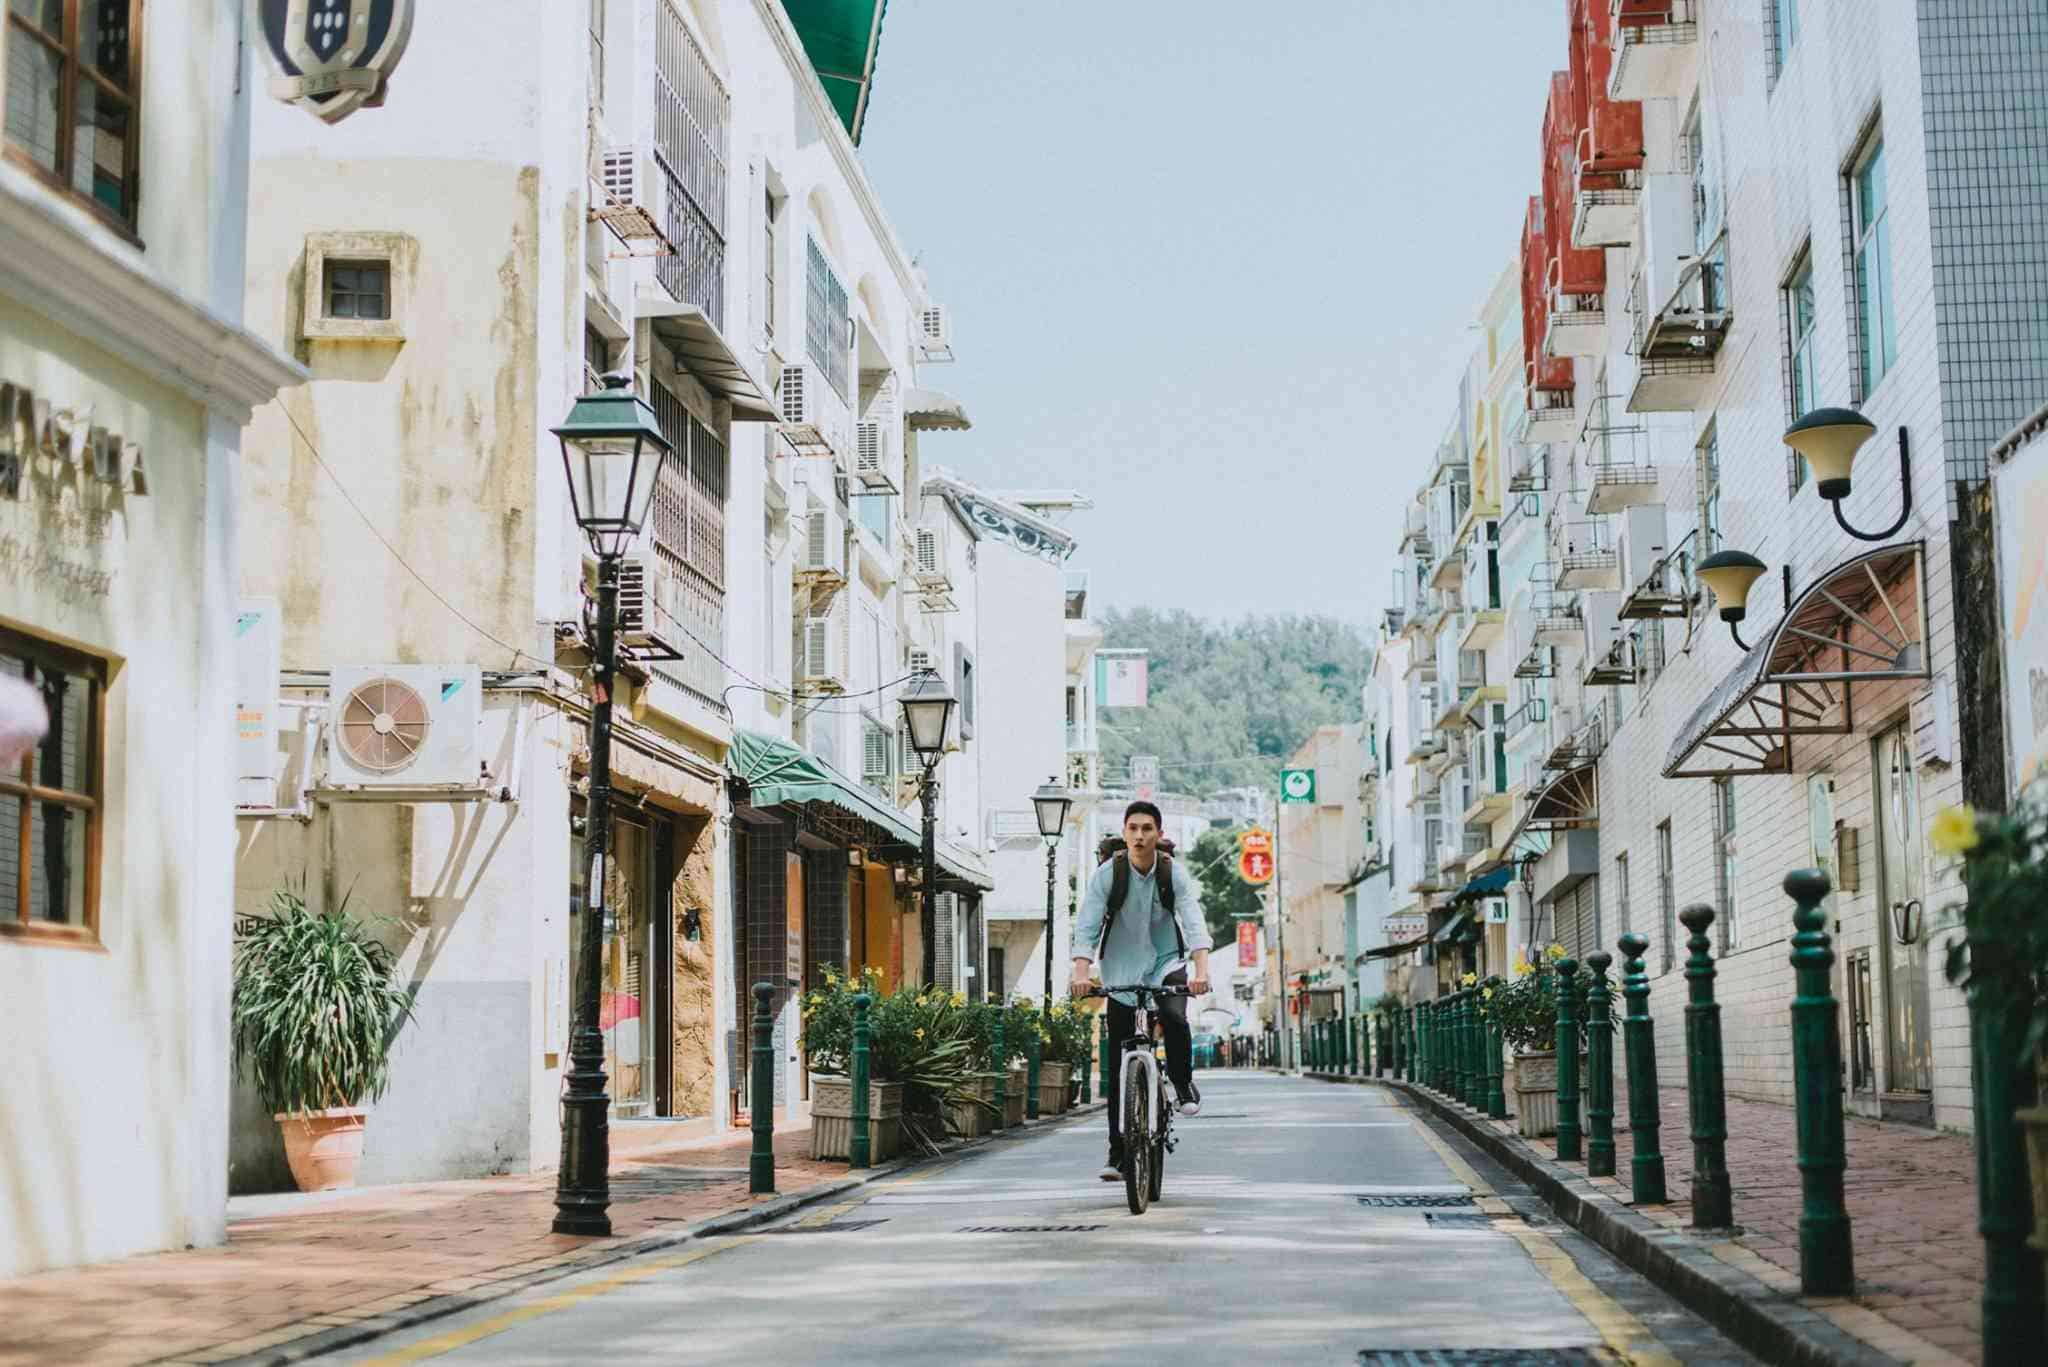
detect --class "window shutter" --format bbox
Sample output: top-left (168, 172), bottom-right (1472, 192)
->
top-left (933, 892), bottom-right (958, 990)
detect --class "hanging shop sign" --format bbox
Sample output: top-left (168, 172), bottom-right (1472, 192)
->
top-left (1237, 845), bottom-right (1273, 886)
top-left (1236, 920), bottom-right (1258, 966)
top-left (1995, 420), bottom-right (2048, 793)
top-left (257, 0), bottom-right (417, 124)
top-left (1280, 768), bottom-right (1316, 803)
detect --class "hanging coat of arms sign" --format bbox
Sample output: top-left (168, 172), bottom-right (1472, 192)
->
top-left (256, 0), bottom-right (416, 124)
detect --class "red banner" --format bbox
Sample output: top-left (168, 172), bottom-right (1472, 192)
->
top-left (1236, 920), bottom-right (1258, 967)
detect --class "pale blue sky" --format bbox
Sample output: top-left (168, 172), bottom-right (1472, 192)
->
top-left (859, 0), bottom-right (1564, 624)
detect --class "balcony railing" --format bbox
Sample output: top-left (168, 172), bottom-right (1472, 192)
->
top-left (1583, 395), bottom-right (1659, 514)
top-left (653, 1), bottom-right (728, 327)
top-left (1572, 126), bottom-right (1643, 249)
top-left (1610, 0), bottom-right (1700, 102)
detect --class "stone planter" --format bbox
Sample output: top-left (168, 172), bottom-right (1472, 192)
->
top-left (808, 1076), bottom-right (904, 1162)
top-left (2018, 1104), bottom-right (2048, 1255)
top-left (1511, 1051), bottom-right (1558, 1139)
top-left (1004, 1066), bottom-right (1027, 1128)
top-left (950, 1072), bottom-right (998, 1138)
top-left (1040, 1061), bottom-right (1071, 1116)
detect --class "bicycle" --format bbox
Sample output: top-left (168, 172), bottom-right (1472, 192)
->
top-left (1089, 983), bottom-right (1190, 1215)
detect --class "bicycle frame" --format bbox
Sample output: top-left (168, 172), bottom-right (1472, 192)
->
top-left (1102, 984), bottom-right (1186, 1139)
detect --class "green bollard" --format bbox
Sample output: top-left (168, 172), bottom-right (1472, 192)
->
top-left (1786, 869), bottom-right (1853, 1295)
top-left (1583, 954), bottom-right (1616, 1177)
top-left (1420, 1002), bottom-right (1433, 1089)
top-left (1466, 991), bottom-right (1482, 1108)
top-left (993, 1014), bottom-right (1009, 1128)
top-left (1404, 1005), bottom-right (1415, 1083)
top-left (1973, 978), bottom-right (2047, 1362)
top-left (1026, 1017), bottom-right (1043, 1120)
top-left (1457, 991), bottom-right (1474, 1106)
top-left (1486, 990), bottom-right (1508, 1120)
top-left (1680, 904), bottom-right (1733, 1227)
top-left (1555, 958), bottom-right (1582, 1162)
top-left (848, 991), bottom-right (873, 1169)
top-left (750, 982), bottom-right (776, 1194)
top-left (1617, 933), bottom-right (1667, 1204)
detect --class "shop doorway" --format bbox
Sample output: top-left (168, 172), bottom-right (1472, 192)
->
top-left (1873, 726), bottom-right (1932, 1110)
top-left (569, 805), bottom-right (672, 1118)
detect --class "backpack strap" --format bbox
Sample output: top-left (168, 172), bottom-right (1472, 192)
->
top-left (1099, 852), bottom-right (1187, 956)
top-left (1157, 854), bottom-right (1187, 955)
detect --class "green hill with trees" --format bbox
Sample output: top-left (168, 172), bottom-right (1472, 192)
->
top-left (1096, 607), bottom-right (1371, 799)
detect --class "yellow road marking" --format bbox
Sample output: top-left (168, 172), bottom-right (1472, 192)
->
top-left (358, 1236), bottom-right (757, 1365)
top-left (1388, 1091), bottom-right (1680, 1367)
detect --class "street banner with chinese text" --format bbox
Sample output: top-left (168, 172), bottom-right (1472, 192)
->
top-left (1236, 921), bottom-right (1258, 967)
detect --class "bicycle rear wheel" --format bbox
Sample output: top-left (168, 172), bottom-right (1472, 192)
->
top-left (1123, 1057), bottom-right (1151, 1215)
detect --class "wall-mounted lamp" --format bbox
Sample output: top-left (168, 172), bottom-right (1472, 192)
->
top-left (682, 907), bottom-right (703, 942)
top-left (1785, 409), bottom-right (1912, 542)
top-left (1696, 550), bottom-right (1768, 651)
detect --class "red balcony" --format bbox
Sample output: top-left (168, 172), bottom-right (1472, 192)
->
top-left (1609, 0), bottom-right (1700, 102)
top-left (1518, 195), bottom-right (1578, 444)
top-left (1542, 74), bottom-right (1607, 359)
top-left (1570, 0), bottom-right (1646, 249)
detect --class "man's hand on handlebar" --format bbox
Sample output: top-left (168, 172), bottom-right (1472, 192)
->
top-left (1070, 957), bottom-right (1097, 996)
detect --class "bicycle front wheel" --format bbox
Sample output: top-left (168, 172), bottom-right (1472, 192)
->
top-left (1123, 1056), bottom-right (1151, 1215)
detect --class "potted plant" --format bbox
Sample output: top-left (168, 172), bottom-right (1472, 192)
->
top-left (231, 886), bottom-right (414, 1192)
top-left (801, 969), bottom-right (906, 1162)
top-left (950, 1000), bottom-right (1002, 1137)
top-left (1485, 951), bottom-right (1563, 1138)
top-left (1936, 795), bottom-right (2048, 1282)
top-left (1000, 998), bottom-right (1038, 1127)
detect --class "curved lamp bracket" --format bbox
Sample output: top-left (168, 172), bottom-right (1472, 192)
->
top-left (1831, 427), bottom-right (1913, 542)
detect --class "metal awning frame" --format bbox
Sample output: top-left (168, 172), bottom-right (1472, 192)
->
top-left (1524, 762), bottom-right (1599, 832)
top-left (1662, 542), bottom-right (1929, 779)
top-left (641, 299), bottom-right (777, 421)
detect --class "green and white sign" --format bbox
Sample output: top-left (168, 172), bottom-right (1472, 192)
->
top-left (1279, 768), bottom-right (1317, 804)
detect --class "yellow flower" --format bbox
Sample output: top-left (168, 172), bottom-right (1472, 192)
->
top-left (913, 1027), bottom-right (925, 1040)
top-left (1460, 972), bottom-right (1478, 987)
top-left (1482, 986), bottom-right (1494, 1000)
top-left (951, 992), bottom-right (966, 1008)
top-left (1512, 957), bottom-right (1532, 977)
top-left (1546, 943), bottom-right (1567, 961)
top-left (808, 992), bottom-right (822, 1005)
top-left (1931, 805), bottom-right (1980, 857)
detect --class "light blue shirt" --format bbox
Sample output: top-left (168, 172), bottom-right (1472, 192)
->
top-left (1073, 855), bottom-right (1210, 1007)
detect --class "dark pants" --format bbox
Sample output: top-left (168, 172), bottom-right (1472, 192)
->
top-left (1105, 969), bottom-right (1191, 1145)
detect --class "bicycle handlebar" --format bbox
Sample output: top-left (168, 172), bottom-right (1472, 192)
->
top-left (1084, 984), bottom-right (1193, 998)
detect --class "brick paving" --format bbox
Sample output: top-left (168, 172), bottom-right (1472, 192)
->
top-left (1544, 1081), bottom-right (1982, 1364)
top-left (0, 1122), bottom-right (851, 1367)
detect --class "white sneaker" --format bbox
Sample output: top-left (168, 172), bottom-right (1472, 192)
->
top-left (1177, 1081), bottom-right (1201, 1116)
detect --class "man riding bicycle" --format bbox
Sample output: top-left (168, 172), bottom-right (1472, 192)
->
top-left (1071, 801), bottom-right (1212, 1181)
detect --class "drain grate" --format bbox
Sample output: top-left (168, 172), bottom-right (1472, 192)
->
top-left (756, 1219), bottom-right (888, 1234)
top-left (1356, 1194), bottom-right (1476, 1208)
top-left (1357, 1351), bottom-right (1620, 1365)
top-left (1424, 1213), bottom-right (1494, 1230)
top-left (955, 1224), bottom-right (1105, 1234)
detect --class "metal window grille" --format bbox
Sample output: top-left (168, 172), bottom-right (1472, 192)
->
top-left (1713, 778), bottom-right (1737, 952)
top-left (761, 187), bottom-right (779, 345)
top-left (1695, 428), bottom-right (1721, 554)
top-left (653, 0), bottom-right (727, 325)
top-left (1616, 853), bottom-right (1631, 934)
top-left (1784, 250), bottom-right (1817, 493)
top-left (1851, 135), bottom-right (1896, 396)
top-left (805, 237), bottom-right (850, 397)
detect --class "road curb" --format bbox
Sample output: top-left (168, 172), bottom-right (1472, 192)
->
top-left (1301, 1071), bottom-right (1899, 1367)
top-left (214, 1103), bottom-right (1107, 1366)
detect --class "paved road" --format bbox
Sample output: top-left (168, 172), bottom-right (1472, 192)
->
top-left (336, 1074), bottom-right (1756, 1366)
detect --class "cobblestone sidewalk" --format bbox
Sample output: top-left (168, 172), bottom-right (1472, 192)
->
top-left (0, 1124), bottom-right (851, 1367)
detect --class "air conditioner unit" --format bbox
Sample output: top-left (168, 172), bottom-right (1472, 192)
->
top-left (915, 304), bottom-right (954, 362)
top-left (615, 549), bottom-right (688, 661)
top-left (796, 497), bottom-right (846, 581)
top-left (913, 524), bottom-right (950, 587)
top-left (324, 665), bottom-right (484, 791)
top-left (801, 605), bottom-right (847, 693)
top-left (777, 364), bottom-right (845, 460)
top-left (905, 645), bottom-right (936, 677)
top-left (588, 148), bottom-right (666, 253)
top-left (853, 420), bottom-right (897, 492)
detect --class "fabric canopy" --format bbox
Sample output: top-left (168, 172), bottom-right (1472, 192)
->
top-left (728, 729), bottom-right (993, 891)
top-left (782, 0), bottom-right (890, 144)
top-left (1359, 935), bottom-right (1430, 962)
top-left (1452, 865), bottom-right (1513, 902)
top-left (1433, 909), bottom-right (1474, 943)
top-left (903, 385), bottom-right (972, 432)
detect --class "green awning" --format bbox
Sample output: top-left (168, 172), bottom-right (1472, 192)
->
top-left (728, 729), bottom-right (992, 891)
top-left (783, 0), bottom-right (889, 145)
top-left (1452, 865), bottom-right (1513, 903)
top-left (1432, 909), bottom-right (1473, 944)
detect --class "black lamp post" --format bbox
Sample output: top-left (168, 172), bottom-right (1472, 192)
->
top-left (898, 673), bottom-right (956, 987)
top-left (1031, 778), bottom-right (1073, 1016)
top-left (550, 372), bottom-right (673, 1237)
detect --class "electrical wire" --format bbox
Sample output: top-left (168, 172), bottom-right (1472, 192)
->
top-left (279, 405), bottom-right (553, 671)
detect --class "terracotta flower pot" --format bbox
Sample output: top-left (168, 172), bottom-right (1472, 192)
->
top-left (277, 1108), bottom-right (367, 1192)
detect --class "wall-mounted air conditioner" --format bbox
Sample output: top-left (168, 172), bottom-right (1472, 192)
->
top-left (616, 549), bottom-right (687, 661)
top-left (778, 364), bottom-right (847, 460)
top-left (324, 665), bottom-right (485, 792)
top-left (801, 602), bottom-right (848, 693)
top-left (796, 496), bottom-right (846, 581)
top-left (915, 305), bottom-right (953, 362)
top-left (853, 420), bottom-right (897, 492)
top-left (913, 523), bottom-right (950, 588)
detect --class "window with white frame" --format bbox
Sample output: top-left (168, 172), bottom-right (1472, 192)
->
top-left (1713, 777), bottom-right (1739, 951)
top-left (588, 0), bottom-right (605, 116)
top-left (1851, 131), bottom-right (1897, 396)
top-left (1768, 0), bottom-right (1800, 82)
top-left (1696, 425), bottom-right (1722, 554)
top-left (1656, 819), bottom-right (1675, 974)
top-left (1616, 852), bottom-right (1631, 934)
top-left (761, 185), bottom-right (781, 348)
top-left (1785, 250), bottom-right (1817, 491)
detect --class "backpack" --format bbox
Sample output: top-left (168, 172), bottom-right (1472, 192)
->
top-left (1094, 840), bottom-right (1185, 956)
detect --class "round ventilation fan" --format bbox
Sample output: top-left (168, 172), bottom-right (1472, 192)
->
top-left (337, 676), bottom-right (430, 774)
